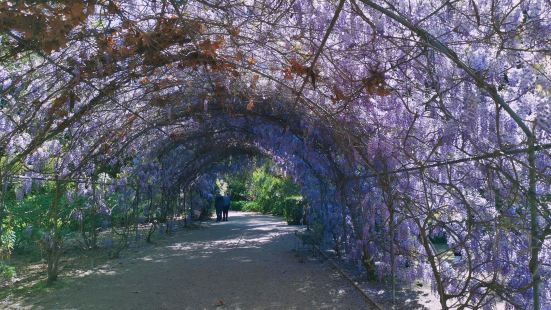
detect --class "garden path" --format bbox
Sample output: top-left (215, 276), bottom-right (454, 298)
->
top-left (6, 212), bottom-right (372, 309)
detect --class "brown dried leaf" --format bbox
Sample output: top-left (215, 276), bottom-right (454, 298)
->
top-left (246, 99), bottom-right (255, 111)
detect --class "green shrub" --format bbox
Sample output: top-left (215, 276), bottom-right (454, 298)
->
top-left (7, 183), bottom-right (75, 252)
top-left (0, 262), bottom-right (16, 281)
top-left (241, 201), bottom-right (261, 212)
top-left (230, 200), bottom-right (247, 211)
top-left (224, 162), bottom-right (305, 224)
top-left (282, 196), bottom-right (304, 225)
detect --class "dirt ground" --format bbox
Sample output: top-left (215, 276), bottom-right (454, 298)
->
top-left (1, 212), bottom-right (373, 309)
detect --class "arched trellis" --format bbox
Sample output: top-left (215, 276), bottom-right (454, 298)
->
top-left (123, 104), bottom-right (366, 259)
top-left (0, 1), bottom-right (550, 308)
top-left (5, 78), bottom-right (547, 309)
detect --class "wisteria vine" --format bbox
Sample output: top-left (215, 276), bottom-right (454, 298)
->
top-left (0, 1), bottom-right (550, 309)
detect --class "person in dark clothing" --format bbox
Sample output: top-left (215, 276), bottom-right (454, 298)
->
top-left (214, 195), bottom-right (224, 222)
top-left (222, 195), bottom-right (231, 221)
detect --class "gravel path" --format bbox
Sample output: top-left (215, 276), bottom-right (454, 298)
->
top-left (9, 212), bottom-right (372, 309)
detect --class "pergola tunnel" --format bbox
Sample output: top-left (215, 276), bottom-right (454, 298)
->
top-left (0, 1), bottom-right (550, 309)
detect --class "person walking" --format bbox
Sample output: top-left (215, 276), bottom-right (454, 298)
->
top-left (214, 195), bottom-right (224, 222)
top-left (222, 195), bottom-right (231, 221)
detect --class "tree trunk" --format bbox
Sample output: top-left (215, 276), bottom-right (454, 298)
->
top-left (528, 140), bottom-right (541, 310)
top-left (46, 238), bottom-right (61, 284)
top-left (46, 180), bottom-right (65, 285)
